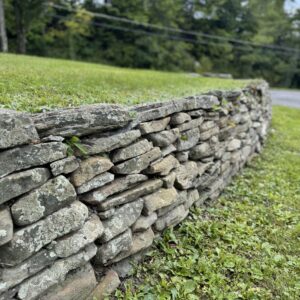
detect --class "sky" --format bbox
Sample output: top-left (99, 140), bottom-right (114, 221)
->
top-left (285, 0), bottom-right (300, 13)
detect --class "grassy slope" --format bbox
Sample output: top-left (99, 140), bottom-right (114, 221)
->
top-left (0, 54), bottom-right (248, 112)
top-left (115, 106), bottom-right (300, 300)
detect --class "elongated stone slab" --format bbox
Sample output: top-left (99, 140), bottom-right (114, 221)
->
top-left (0, 142), bottom-right (67, 178)
top-left (0, 207), bottom-right (13, 246)
top-left (32, 104), bottom-right (132, 137)
top-left (146, 155), bottom-right (180, 176)
top-left (0, 201), bottom-right (88, 266)
top-left (177, 117), bottom-right (204, 132)
top-left (50, 156), bottom-right (79, 176)
top-left (147, 129), bottom-right (179, 147)
top-left (139, 117), bottom-right (170, 134)
top-left (170, 112), bottom-right (191, 125)
top-left (100, 199), bottom-right (143, 242)
top-left (176, 128), bottom-right (200, 151)
top-left (0, 168), bottom-right (50, 205)
top-left (11, 175), bottom-right (77, 226)
top-left (132, 213), bottom-right (157, 232)
top-left (98, 179), bottom-right (162, 211)
top-left (0, 109), bottom-right (39, 150)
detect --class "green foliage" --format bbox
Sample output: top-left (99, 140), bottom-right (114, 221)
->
top-left (65, 136), bottom-right (87, 157)
top-left (114, 106), bottom-right (300, 299)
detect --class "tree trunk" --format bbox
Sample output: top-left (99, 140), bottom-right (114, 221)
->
top-left (13, 0), bottom-right (26, 54)
top-left (0, 0), bottom-right (8, 52)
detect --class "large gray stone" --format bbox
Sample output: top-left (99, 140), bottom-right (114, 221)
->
top-left (227, 139), bottom-right (241, 151)
top-left (161, 144), bottom-right (177, 157)
top-left (76, 172), bottom-right (114, 194)
top-left (112, 147), bottom-right (161, 174)
top-left (0, 142), bottom-right (67, 178)
top-left (70, 156), bottom-right (113, 187)
top-left (86, 179), bottom-right (162, 210)
top-left (50, 156), bottom-right (79, 176)
top-left (170, 112), bottom-right (191, 125)
top-left (50, 214), bottom-right (103, 258)
top-left (146, 155), bottom-right (180, 176)
top-left (83, 174), bottom-right (148, 204)
top-left (177, 117), bottom-right (204, 132)
top-left (94, 229), bottom-right (132, 266)
top-left (32, 104), bottom-right (132, 137)
top-left (0, 168), bottom-right (50, 205)
top-left (112, 139), bottom-right (153, 163)
top-left (16, 244), bottom-right (97, 300)
top-left (157, 190), bottom-right (187, 217)
top-left (189, 142), bottom-right (214, 160)
top-left (11, 175), bottom-right (77, 226)
top-left (0, 201), bottom-right (88, 266)
top-left (0, 207), bottom-right (13, 246)
top-left (143, 187), bottom-right (178, 215)
top-left (148, 129), bottom-right (179, 147)
top-left (132, 213), bottom-right (157, 232)
top-left (200, 121), bottom-right (216, 132)
top-left (199, 126), bottom-right (220, 141)
top-left (175, 161), bottom-right (198, 190)
top-left (139, 117), bottom-right (170, 134)
top-left (100, 199), bottom-right (143, 242)
top-left (176, 128), bottom-right (200, 151)
top-left (184, 189), bottom-right (199, 210)
top-left (0, 109), bottom-right (39, 150)
top-left (82, 130), bottom-right (141, 154)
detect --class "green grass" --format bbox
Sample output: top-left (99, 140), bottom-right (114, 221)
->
top-left (114, 106), bottom-right (300, 300)
top-left (0, 53), bottom-right (249, 112)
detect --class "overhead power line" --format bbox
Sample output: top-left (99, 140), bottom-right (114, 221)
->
top-left (48, 2), bottom-right (300, 55)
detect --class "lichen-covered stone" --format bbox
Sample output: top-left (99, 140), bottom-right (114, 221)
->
top-left (176, 128), bottom-right (200, 151)
top-left (161, 144), bottom-right (177, 156)
top-left (76, 172), bottom-right (114, 194)
top-left (82, 130), bottom-right (141, 154)
top-left (50, 156), bottom-right (79, 176)
top-left (33, 104), bottom-right (132, 137)
top-left (112, 139), bottom-right (153, 163)
top-left (199, 121), bottom-right (216, 132)
top-left (94, 229), bottom-right (132, 266)
top-left (0, 207), bottom-right (13, 246)
top-left (162, 171), bottom-right (176, 188)
top-left (176, 151), bottom-right (189, 162)
top-left (199, 126), bottom-right (220, 141)
top-left (143, 187), bottom-right (178, 215)
top-left (175, 161), bottom-right (198, 190)
top-left (0, 142), bottom-right (67, 178)
top-left (146, 155), bottom-right (180, 176)
top-left (16, 244), bottom-right (97, 300)
top-left (227, 138), bottom-right (241, 151)
top-left (83, 174), bottom-right (148, 204)
top-left (170, 112), bottom-right (191, 125)
top-left (189, 142), bottom-right (213, 160)
top-left (177, 117), bottom-right (204, 132)
top-left (0, 109), bottom-right (39, 150)
top-left (147, 129), bottom-right (179, 147)
top-left (70, 156), bottom-right (113, 187)
top-left (112, 147), bottom-right (161, 174)
top-left (139, 117), bottom-right (170, 134)
top-left (11, 175), bottom-right (77, 226)
top-left (100, 199), bottom-right (143, 242)
top-left (0, 168), bottom-right (50, 205)
top-left (132, 213), bottom-right (157, 232)
top-left (0, 201), bottom-right (88, 266)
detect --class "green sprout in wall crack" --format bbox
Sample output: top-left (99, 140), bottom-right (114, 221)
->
top-left (65, 136), bottom-right (88, 157)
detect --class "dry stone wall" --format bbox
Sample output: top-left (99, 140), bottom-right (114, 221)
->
top-left (0, 81), bottom-right (271, 300)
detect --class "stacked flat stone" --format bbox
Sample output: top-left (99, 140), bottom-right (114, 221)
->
top-left (0, 81), bottom-right (272, 300)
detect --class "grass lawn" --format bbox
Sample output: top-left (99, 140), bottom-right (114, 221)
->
top-left (114, 106), bottom-right (300, 300)
top-left (0, 54), bottom-right (249, 112)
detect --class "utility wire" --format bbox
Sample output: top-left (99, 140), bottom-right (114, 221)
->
top-left (48, 2), bottom-right (300, 54)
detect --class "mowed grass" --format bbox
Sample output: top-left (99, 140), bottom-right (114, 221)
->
top-left (114, 106), bottom-right (300, 300)
top-left (0, 53), bottom-right (248, 112)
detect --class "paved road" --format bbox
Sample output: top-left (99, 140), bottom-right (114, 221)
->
top-left (270, 89), bottom-right (300, 108)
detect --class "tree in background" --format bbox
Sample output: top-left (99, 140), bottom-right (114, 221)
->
top-left (0, 0), bottom-right (8, 51)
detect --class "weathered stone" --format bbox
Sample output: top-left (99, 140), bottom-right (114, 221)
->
top-left (176, 128), bottom-right (200, 151)
top-left (219, 126), bottom-right (236, 141)
top-left (83, 174), bottom-right (148, 204)
top-left (161, 144), bottom-right (177, 156)
top-left (112, 228), bottom-right (155, 263)
top-left (33, 104), bottom-right (132, 137)
top-left (227, 139), bottom-right (241, 151)
top-left (0, 142), bottom-right (67, 178)
top-left (132, 213), bottom-right (157, 232)
top-left (162, 171), bottom-right (176, 188)
top-left (189, 142), bottom-right (213, 160)
top-left (112, 147), bottom-right (161, 174)
top-left (199, 126), bottom-right (220, 141)
top-left (143, 187), bottom-right (178, 215)
top-left (177, 117), bottom-right (204, 132)
top-left (76, 172), bottom-right (114, 194)
top-left (147, 131), bottom-right (177, 149)
top-left (82, 130), bottom-right (141, 154)
top-left (39, 263), bottom-right (97, 300)
top-left (70, 156), bottom-right (113, 187)
top-left (157, 190), bottom-right (187, 217)
top-left (98, 208), bottom-right (115, 220)
top-left (155, 205), bottom-right (188, 231)
top-left (11, 175), bottom-right (77, 226)
top-left (187, 109), bottom-right (204, 118)
top-left (200, 121), bottom-right (216, 132)
top-left (170, 112), bottom-right (191, 125)
top-left (50, 215), bottom-right (103, 258)
top-left (0, 168), bottom-right (50, 205)
top-left (139, 117), bottom-right (170, 134)
top-left (41, 135), bottom-right (65, 142)
top-left (94, 229), bottom-right (132, 266)
top-left (184, 189), bottom-right (199, 210)
top-left (175, 161), bottom-right (198, 190)
top-left (197, 162), bottom-right (214, 176)
top-left (146, 155), bottom-right (180, 176)
top-left (112, 139), bottom-right (153, 163)
top-left (100, 199), bottom-right (143, 242)
top-left (88, 270), bottom-right (120, 300)
top-left (201, 156), bottom-right (214, 163)
top-left (176, 151), bottom-right (189, 162)
top-left (0, 109), bottom-right (39, 150)
top-left (0, 207), bottom-right (13, 246)
top-left (16, 244), bottom-right (97, 300)
top-left (0, 201), bottom-right (88, 266)
top-left (50, 156), bottom-right (79, 176)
